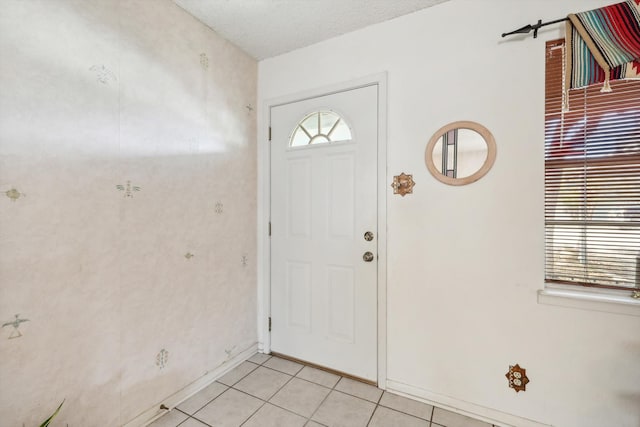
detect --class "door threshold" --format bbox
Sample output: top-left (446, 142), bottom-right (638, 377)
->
top-left (270, 352), bottom-right (377, 387)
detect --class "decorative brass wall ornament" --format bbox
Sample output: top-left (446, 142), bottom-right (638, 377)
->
top-left (506, 364), bottom-right (529, 392)
top-left (391, 173), bottom-right (415, 197)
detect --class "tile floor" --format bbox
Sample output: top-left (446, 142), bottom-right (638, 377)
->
top-left (150, 353), bottom-right (497, 427)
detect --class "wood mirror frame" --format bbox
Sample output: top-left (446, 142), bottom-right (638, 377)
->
top-left (424, 120), bottom-right (497, 186)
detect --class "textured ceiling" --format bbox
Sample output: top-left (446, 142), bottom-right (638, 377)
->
top-left (174, 0), bottom-right (449, 60)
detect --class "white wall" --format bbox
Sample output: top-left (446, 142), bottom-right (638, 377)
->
top-left (258, 1), bottom-right (640, 426)
top-left (0, 1), bottom-right (257, 425)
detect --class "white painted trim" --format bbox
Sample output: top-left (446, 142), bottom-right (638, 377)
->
top-left (375, 75), bottom-right (388, 390)
top-left (386, 379), bottom-right (552, 427)
top-left (257, 72), bottom-right (389, 388)
top-left (538, 288), bottom-right (640, 317)
top-left (257, 88), bottom-right (270, 354)
top-left (123, 343), bottom-right (258, 427)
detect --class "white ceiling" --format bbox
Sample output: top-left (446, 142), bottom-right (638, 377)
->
top-left (174, 0), bottom-right (449, 60)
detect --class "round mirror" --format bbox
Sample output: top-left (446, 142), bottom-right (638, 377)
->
top-left (425, 121), bottom-right (496, 186)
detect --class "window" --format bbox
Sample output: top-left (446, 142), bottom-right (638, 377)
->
top-left (290, 111), bottom-right (352, 147)
top-left (544, 39), bottom-right (640, 293)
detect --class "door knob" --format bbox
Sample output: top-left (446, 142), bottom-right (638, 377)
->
top-left (363, 252), bottom-right (374, 262)
top-left (364, 231), bottom-right (374, 241)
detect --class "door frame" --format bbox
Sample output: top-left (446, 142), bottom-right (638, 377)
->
top-left (257, 73), bottom-right (388, 388)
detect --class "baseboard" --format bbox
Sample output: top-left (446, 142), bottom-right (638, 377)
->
top-left (385, 379), bottom-right (552, 427)
top-left (123, 343), bottom-right (259, 427)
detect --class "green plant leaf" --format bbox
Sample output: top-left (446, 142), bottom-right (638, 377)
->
top-left (40, 400), bottom-right (64, 427)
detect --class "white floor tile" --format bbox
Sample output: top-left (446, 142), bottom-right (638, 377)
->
top-left (269, 377), bottom-right (331, 417)
top-left (368, 406), bottom-right (429, 427)
top-left (263, 356), bottom-right (304, 375)
top-left (193, 388), bottom-right (262, 426)
top-left (234, 366), bottom-right (292, 400)
top-left (378, 391), bottom-right (433, 420)
top-left (217, 361), bottom-right (259, 386)
top-left (242, 403), bottom-right (307, 427)
top-left (311, 390), bottom-right (376, 427)
top-left (177, 417), bottom-right (208, 427)
top-left (147, 410), bottom-right (188, 427)
top-left (177, 381), bottom-right (228, 414)
top-left (296, 366), bottom-right (341, 389)
top-left (334, 377), bottom-right (382, 403)
top-left (248, 352), bottom-right (272, 365)
top-left (432, 407), bottom-right (493, 427)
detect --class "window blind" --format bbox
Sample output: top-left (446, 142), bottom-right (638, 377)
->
top-left (545, 39), bottom-right (640, 291)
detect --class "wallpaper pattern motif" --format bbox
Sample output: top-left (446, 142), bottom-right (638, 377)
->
top-left (2, 314), bottom-right (29, 339)
top-left (5, 188), bottom-right (25, 201)
top-left (116, 181), bottom-right (141, 198)
top-left (90, 64), bottom-right (117, 85)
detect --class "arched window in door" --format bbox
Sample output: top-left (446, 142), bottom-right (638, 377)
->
top-left (290, 111), bottom-right (353, 147)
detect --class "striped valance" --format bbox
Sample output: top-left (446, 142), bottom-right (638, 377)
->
top-left (566, 0), bottom-right (640, 93)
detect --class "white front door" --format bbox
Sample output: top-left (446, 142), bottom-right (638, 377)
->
top-left (270, 85), bottom-right (378, 381)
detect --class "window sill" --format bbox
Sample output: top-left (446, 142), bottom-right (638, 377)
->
top-left (537, 287), bottom-right (640, 317)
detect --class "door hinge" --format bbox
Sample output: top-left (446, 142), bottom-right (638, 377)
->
top-left (268, 317), bottom-right (272, 331)
top-left (268, 221), bottom-right (271, 236)
top-left (268, 127), bottom-right (272, 141)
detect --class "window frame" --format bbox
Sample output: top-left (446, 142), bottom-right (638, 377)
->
top-left (542, 38), bottom-right (640, 306)
top-left (288, 110), bottom-right (354, 149)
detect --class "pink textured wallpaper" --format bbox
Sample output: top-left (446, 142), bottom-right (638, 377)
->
top-left (0, 1), bottom-right (257, 425)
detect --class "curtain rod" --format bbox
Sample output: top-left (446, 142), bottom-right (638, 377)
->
top-left (501, 17), bottom-right (569, 39)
